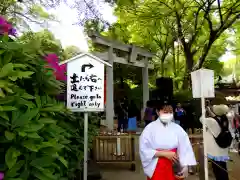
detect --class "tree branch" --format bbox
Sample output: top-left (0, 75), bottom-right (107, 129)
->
top-left (204, 1), bottom-right (214, 32)
top-left (189, 2), bottom-right (207, 46)
top-left (13, 11), bottom-right (43, 24)
top-left (194, 13), bottom-right (240, 70)
top-left (193, 37), bottom-right (215, 70)
top-left (217, 0), bottom-right (223, 25)
top-left (217, 14), bottom-right (240, 38)
top-left (175, 11), bottom-right (187, 52)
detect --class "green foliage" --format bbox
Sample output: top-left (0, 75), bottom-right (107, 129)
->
top-left (98, 0), bottom-right (240, 88)
top-left (174, 90), bottom-right (192, 103)
top-left (61, 112), bottom-right (99, 179)
top-left (84, 19), bottom-right (106, 34)
top-left (62, 46), bottom-right (82, 60)
top-left (0, 34), bottom-right (99, 179)
top-left (0, 0), bottom-right (55, 30)
top-left (18, 30), bottom-right (63, 56)
top-left (222, 58), bottom-right (237, 76)
top-left (19, 30), bottom-right (83, 61)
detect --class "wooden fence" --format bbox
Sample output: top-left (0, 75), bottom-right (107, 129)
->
top-left (93, 135), bottom-right (136, 171)
top-left (93, 134), bottom-right (203, 172)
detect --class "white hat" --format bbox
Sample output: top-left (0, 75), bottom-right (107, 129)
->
top-left (212, 104), bottom-right (229, 116)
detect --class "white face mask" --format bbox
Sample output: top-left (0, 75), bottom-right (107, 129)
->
top-left (159, 113), bottom-right (174, 123)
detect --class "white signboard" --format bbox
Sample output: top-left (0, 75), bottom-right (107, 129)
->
top-left (66, 54), bottom-right (105, 112)
top-left (191, 69), bottom-right (215, 98)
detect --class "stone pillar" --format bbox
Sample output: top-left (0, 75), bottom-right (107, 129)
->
top-left (142, 57), bottom-right (149, 110)
top-left (106, 46), bottom-right (114, 130)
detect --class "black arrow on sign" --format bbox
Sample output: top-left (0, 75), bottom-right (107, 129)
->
top-left (81, 63), bottom-right (94, 72)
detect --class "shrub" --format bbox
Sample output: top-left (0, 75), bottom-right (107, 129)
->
top-left (0, 30), bottom-right (99, 180)
top-left (0, 33), bottom-right (70, 179)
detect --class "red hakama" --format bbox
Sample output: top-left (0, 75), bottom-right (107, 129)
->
top-left (147, 149), bottom-right (180, 180)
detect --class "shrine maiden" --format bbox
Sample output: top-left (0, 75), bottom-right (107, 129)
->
top-left (139, 103), bottom-right (196, 180)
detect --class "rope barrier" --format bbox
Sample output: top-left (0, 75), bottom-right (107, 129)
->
top-left (206, 157), bottom-right (238, 180)
top-left (190, 141), bottom-right (239, 180)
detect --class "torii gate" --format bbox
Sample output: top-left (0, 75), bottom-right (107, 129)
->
top-left (88, 31), bottom-right (154, 130)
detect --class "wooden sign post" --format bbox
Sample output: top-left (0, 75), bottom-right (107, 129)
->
top-left (60, 53), bottom-right (112, 180)
top-left (191, 69), bottom-right (215, 180)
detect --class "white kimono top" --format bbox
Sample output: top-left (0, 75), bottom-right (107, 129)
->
top-left (139, 119), bottom-right (197, 178)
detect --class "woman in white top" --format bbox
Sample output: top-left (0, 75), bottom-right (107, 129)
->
top-left (139, 102), bottom-right (196, 180)
top-left (201, 104), bottom-right (230, 180)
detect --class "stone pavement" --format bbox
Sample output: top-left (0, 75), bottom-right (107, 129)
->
top-left (101, 167), bottom-right (208, 180)
top-left (101, 153), bottom-right (239, 180)
top-left (100, 159), bottom-right (215, 180)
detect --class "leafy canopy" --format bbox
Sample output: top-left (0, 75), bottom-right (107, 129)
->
top-left (108, 0), bottom-right (240, 72)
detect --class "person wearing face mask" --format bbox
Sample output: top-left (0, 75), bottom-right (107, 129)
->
top-left (139, 102), bottom-right (196, 180)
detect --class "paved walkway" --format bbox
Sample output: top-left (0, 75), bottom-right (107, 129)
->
top-left (101, 153), bottom-right (239, 180)
top-left (100, 160), bottom-right (215, 180)
top-left (101, 167), bottom-right (209, 180)
top-left (98, 134), bottom-right (240, 180)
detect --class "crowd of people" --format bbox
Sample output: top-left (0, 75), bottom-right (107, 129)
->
top-left (114, 99), bottom-right (192, 132)
top-left (138, 100), bottom-right (240, 180)
top-left (143, 101), bottom-right (194, 132)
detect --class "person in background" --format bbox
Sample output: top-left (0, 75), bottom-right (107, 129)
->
top-left (116, 99), bottom-right (128, 132)
top-left (139, 102), bottom-right (196, 180)
top-left (234, 114), bottom-right (240, 155)
top-left (127, 100), bottom-right (138, 132)
top-left (174, 103), bottom-right (186, 130)
top-left (185, 103), bottom-right (195, 134)
top-left (206, 100), bottom-right (214, 117)
top-left (227, 105), bottom-right (237, 152)
top-left (227, 106), bottom-right (240, 153)
top-left (143, 101), bottom-right (154, 127)
top-left (201, 104), bottom-right (231, 180)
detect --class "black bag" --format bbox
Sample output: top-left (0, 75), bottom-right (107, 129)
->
top-left (213, 116), bottom-right (233, 148)
top-left (172, 159), bottom-right (183, 176)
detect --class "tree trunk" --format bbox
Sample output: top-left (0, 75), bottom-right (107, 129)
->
top-left (161, 59), bottom-right (164, 76)
top-left (177, 44), bottom-right (180, 75)
top-left (172, 42), bottom-right (176, 76)
top-left (172, 41), bottom-right (178, 89)
top-left (182, 52), bottom-right (194, 89)
top-left (160, 52), bottom-right (169, 76)
top-left (182, 72), bottom-right (191, 89)
top-left (176, 44), bottom-right (180, 88)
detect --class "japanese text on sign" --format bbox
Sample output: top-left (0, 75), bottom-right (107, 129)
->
top-left (69, 73), bottom-right (103, 109)
top-left (66, 54), bottom-right (106, 112)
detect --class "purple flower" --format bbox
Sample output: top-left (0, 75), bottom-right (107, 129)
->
top-left (9, 27), bottom-right (17, 36)
top-left (0, 15), bottom-right (17, 36)
top-left (0, 16), bottom-right (6, 25)
top-left (0, 172), bottom-right (4, 180)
